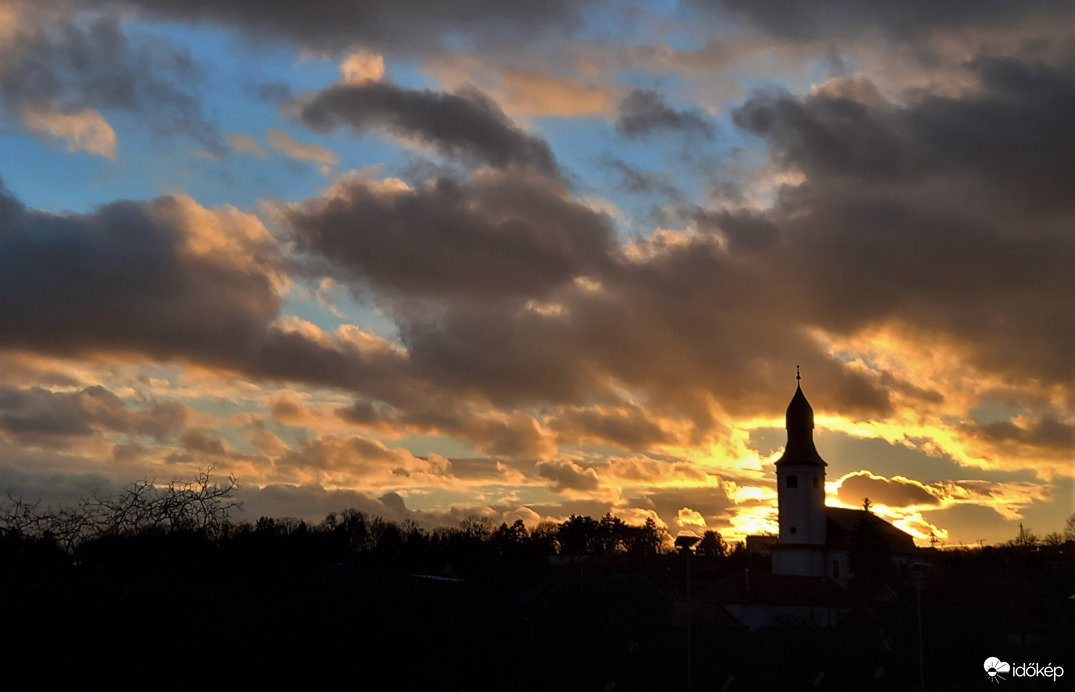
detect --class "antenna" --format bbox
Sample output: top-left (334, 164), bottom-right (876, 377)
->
top-left (796, 364), bottom-right (801, 382)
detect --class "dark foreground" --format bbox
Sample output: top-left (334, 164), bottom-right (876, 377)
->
top-left (5, 516), bottom-right (1072, 691)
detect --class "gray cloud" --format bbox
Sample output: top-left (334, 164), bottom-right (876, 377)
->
top-left (836, 472), bottom-right (939, 508)
top-left (0, 185), bottom-right (406, 396)
top-left (536, 459), bottom-right (600, 493)
top-left (296, 83), bottom-right (559, 176)
top-left (285, 170), bottom-right (611, 300)
top-left (549, 404), bottom-right (677, 450)
top-left (1, 15), bottom-right (225, 155)
top-left (693, 0), bottom-right (1067, 42)
top-left (0, 385), bottom-right (187, 442)
top-left (81, 0), bottom-right (602, 53)
top-left (616, 89), bottom-right (715, 139)
top-left (963, 416), bottom-right (1073, 452)
top-left (2, 46), bottom-right (1069, 460)
top-left (730, 51), bottom-right (1075, 389)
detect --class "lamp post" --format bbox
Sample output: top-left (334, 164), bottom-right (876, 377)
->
top-left (910, 562), bottom-right (930, 692)
top-left (675, 533), bottom-right (702, 692)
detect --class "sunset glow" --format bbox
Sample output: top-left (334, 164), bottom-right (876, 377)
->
top-left (1, 0), bottom-right (1071, 549)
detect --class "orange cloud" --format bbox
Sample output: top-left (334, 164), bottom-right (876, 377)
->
top-left (21, 104), bottom-right (116, 158)
top-left (267, 128), bottom-right (340, 165)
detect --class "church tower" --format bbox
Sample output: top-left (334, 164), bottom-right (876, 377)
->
top-left (771, 369), bottom-right (828, 577)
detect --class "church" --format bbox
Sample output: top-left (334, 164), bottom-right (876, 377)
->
top-left (769, 373), bottom-right (919, 588)
top-left (702, 376), bottom-right (922, 631)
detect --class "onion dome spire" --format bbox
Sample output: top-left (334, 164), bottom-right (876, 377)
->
top-left (776, 367), bottom-right (826, 466)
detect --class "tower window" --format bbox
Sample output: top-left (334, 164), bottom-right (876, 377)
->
top-left (833, 560), bottom-right (840, 578)
top-left (786, 475), bottom-right (798, 488)
top-left (789, 526), bottom-right (797, 534)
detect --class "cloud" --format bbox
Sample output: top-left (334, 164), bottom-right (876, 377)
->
top-left (0, 385), bottom-right (187, 444)
top-left (293, 82), bottom-right (559, 176)
top-left (549, 403), bottom-right (679, 450)
top-left (493, 69), bottom-right (613, 117)
top-left (692, 0), bottom-right (1067, 42)
top-left (284, 169), bottom-right (612, 299)
top-left (0, 185), bottom-right (415, 399)
top-left (76, 0), bottom-right (603, 53)
top-left (834, 471), bottom-right (939, 508)
top-left (677, 507), bottom-right (707, 528)
top-left (20, 104), bottom-right (117, 158)
top-left (728, 52), bottom-right (1075, 392)
top-left (831, 470), bottom-right (1058, 530)
top-left (536, 459), bottom-right (601, 494)
top-left (267, 128), bottom-right (340, 165)
top-left (337, 400), bottom-right (556, 458)
top-left (339, 50), bottom-right (385, 84)
top-left (0, 15), bottom-right (225, 155)
top-left (228, 133), bottom-right (267, 159)
top-left (616, 89), bottom-right (714, 139)
top-left (965, 416), bottom-right (1072, 451)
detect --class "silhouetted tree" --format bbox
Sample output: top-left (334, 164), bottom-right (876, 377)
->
top-left (697, 529), bottom-right (727, 558)
top-left (493, 519), bottom-right (529, 558)
top-left (625, 517), bottom-right (667, 556)
top-left (558, 514), bottom-right (601, 555)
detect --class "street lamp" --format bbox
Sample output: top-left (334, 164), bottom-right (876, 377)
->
top-left (910, 562), bottom-right (930, 692)
top-left (676, 533), bottom-right (701, 692)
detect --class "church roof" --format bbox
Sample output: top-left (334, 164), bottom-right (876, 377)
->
top-left (786, 384), bottom-right (814, 430)
top-left (775, 380), bottom-right (826, 467)
top-left (825, 508), bottom-right (918, 555)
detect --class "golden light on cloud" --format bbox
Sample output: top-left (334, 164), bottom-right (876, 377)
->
top-left (267, 128), bottom-right (341, 165)
top-left (676, 507), bottom-right (706, 528)
top-left (21, 104), bottom-right (117, 159)
top-left (805, 325), bottom-right (1073, 479)
top-left (339, 49), bottom-right (386, 84)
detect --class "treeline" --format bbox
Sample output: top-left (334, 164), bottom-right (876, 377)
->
top-left (0, 470), bottom-right (739, 569)
top-left (1, 472), bottom-right (746, 690)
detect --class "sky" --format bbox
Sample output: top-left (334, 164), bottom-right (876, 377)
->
top-left (1, 0), bottom-right (1072, 547)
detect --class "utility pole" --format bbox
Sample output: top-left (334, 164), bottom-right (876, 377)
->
top-left (675, 534), bottom-right (701, 692)
top-left (910, 562), bottom-right (929, 692)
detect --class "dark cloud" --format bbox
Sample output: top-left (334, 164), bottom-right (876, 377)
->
top-left (836, 472), bottom-right (939, 508)
top-left (83, 0), bottom-right (601, 53)
top-left (0, 385), bottom-right (187, 442)
top-left (616, 89), bottom-right (714, 139)
top-left (549, 404), bottom-right (676, 450)
top-left (0, 185), bottom-right (405, 396)
top-left (536, 459), bottom-right (600, 493)
top-left (296, 83), bottom-right (559, 176)
top-left (180, 430), bottom-right (228, 456)
top-left (0, 189), bottom-right (276, 360)
top-left (285, 170), bottom-right (611, 299)
top-left (3, 47), bottom-right (1070, 458)
top-left (0, 387), bottom-right (94, 437)
top-left (337, 400), bottom-right (552, 458)
top-left (694, 0), bottom-right (1067, 42)
top-left (1, 16), bottom-right (225, 155)
top-left (730, 52), bottom-right (1075, 390)
top-left (963, 416), bottom-right (1073, 452)
top-left (695, 209), bottom-right (779, 251)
